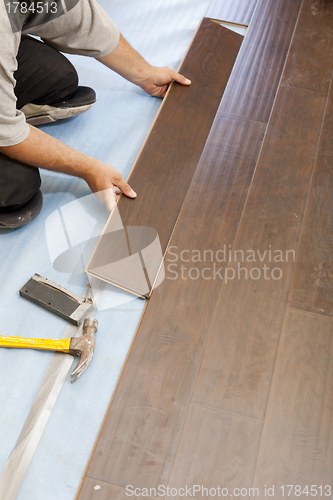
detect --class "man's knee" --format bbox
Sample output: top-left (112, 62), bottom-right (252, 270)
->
top-left (15, 36), bottom-right (78, 108)
top-left (0, 152), bottom-right (43, 228)
top-left (0, 152), bottom-right (41, 209)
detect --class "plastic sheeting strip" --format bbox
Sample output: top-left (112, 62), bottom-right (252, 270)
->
top-left (0, 281), bottom-right (95, 500)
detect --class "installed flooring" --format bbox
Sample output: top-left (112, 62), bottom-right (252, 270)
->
top-left (77, 0), bottom-right (333, 498)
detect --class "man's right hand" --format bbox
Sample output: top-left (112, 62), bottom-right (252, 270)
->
top-left (0, 125), bottom-right (137, 212)
top-left (83, 161), bottom-right (136, 212)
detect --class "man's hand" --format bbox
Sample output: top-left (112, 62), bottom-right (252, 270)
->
top-left (138, 66), bottom-right (191, 98)
top-left (98, 34), bottom-right (191, 98)
top-left (83, 161), bottom-right (136, 212)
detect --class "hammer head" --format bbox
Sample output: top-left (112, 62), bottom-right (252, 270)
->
top-left (69, 317), bottom-right (98, 382)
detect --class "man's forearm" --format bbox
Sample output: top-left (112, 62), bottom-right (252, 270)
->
top-left (1, 125), bottom-right (101, 180)
top-left (97, 34), bottom-right (191, 97)
top-left (97, 34), bottom-right (151, 87)
top-left (0, 125), bottom-right (136, 205)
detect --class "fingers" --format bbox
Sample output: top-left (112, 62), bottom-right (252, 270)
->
top-left (104, 179), bottom-right (136, 213)
top-left (85, 163), bottom-right (137, 213)
top-left (157, 84), bottom-right (168, 98)
top-left (141, 66), bottom-right (191, 97)
top-left (158, 69), bottom-right (191, 97)
top-left (95, 188), bottom-right (117, 213)
top-left (113, 172), bottom-right (137, 198)
top-left (168, 68), bottom-right (191, 86)
top-left (154, 69), bottom-right (191, 97)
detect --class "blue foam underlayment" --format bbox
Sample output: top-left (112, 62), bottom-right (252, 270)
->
top-left (0, 0), bottom-right (211, 498)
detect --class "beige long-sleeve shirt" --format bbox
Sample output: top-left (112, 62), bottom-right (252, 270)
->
top-left (0, 0), bottom-right (119, 146)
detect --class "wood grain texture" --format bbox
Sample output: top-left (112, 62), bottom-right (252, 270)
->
top-left (281, 0), bottom-right (333, 93)
top-left (251, 308), bottom-right (333, 495)
top-left (206, 0), bottom-right (258, 25)
top-left (86, 19), bottom-right (243, 297)
top-left (218, 0), bottom-right (302, 122)
top-left (83, 116), bottom-right (265, 490)
top-left (79, 478), bottom-right (159, 500)
top-left (288, 80), bottom-right (333, 317)
top-left (77, 6), bottom-right (333, 499)
top-left (168, 404), bottom-right (262, 498)
top-left (192, 85), bottom-right (327, 421)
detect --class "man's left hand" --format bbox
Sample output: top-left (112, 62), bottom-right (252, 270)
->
top-left (140, 66), bottom-right (191, 98)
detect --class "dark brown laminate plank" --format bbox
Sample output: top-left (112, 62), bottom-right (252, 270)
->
top-left (251, 308), bottom-right (333, 495)
top-left (192, 85), bottom-right (327, 421)
top-left (167, 404), bottom-right (262, 498)
top-left (86, 19), bottom-right (243, 297)
top-left (206, 0), bottom-right (258, 25)
top-left (281, 0), bottom-right (333, 93)
top-left (288, 79), bottom-right (333, 317)
top-left (218, 0), bottom-right (302, 123)
top-left (78, 478), bottom-right (159, 500)
top-left (82, 116), bottom-right (265, 491)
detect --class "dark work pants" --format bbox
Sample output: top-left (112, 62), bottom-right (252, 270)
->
top-left (0, 36), bottom-right (78, 212)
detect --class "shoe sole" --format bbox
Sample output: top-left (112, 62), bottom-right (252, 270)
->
top-left (21, 103), bottom-right (95, 126)
top-left (0, 190), bottom-right (43, 229)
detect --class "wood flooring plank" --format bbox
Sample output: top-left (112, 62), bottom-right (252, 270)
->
top-left (251, 308), bottom-right (333, 496)
top-left (78, 478), bottom-right (159, 500)
top-left (206, 0), bottom-right (258, 25)
top-left (281, 0), bottom-right (333, 93)
top-left (86, 19), bottom-right (243, 297)
top-left (218, 0), bottom-right (302, 123)
top-left (192, 85), bottom-right (327, 421)
top-left (288, 80), bottom-right (333, 318)
top-left (82, 116), bottom-right (265, 491)
top-left (167, 404), bottom-right (262, 498)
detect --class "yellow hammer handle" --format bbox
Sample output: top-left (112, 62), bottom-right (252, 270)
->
top-left (0, 336), bottom-right (71, 353)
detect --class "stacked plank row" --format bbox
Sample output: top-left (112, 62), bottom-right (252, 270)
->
top-left (79, 0), bottom-right (333, 497)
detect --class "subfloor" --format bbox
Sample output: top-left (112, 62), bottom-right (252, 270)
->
top-left (77, 0), bottom-right (333, 498)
